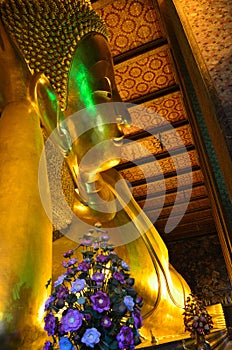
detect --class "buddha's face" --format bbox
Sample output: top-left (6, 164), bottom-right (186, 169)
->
top-left (33, 33), bottom-right (130, 177)
top-left (63, 33), bottom-right (130, 176)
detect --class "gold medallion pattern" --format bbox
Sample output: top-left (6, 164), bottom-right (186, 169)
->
top-left (123, 92), bottom-right (188, 135)
top-left (120, 125), bottom-right (194, 162)
top-left (119, 150), bottom-right (199, 183)
top-left (114, 47), bottom-right (176, 101)
top-left (132, 170), bottom-right (204, 199)
top-left (93, 0), bottom-right (163, 56)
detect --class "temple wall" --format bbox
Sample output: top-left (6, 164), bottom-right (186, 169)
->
top-left (175, 0), bottom-right (232, 155)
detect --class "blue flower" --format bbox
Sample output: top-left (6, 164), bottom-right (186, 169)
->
top-left (54, 274), bottom-right (66, 287)
top-left (121, 260), bottom-right (130, 270)
top-left (81, 328), bottom-right (101, 348)
top-left (70, 278), bottom-right (86, 292)
top-left (124, 295), bottom-right (135, 311)
top-left (59, 337), bottom-right (74, 350)
top-left (77, 296), bottom-right (86, 304)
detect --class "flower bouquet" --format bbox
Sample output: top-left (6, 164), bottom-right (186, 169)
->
top-left (43, 226), bottom-right (143, 349)
top-left (183, 294), bottom-right (213, 349)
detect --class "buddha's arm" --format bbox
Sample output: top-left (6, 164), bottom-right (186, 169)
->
top-left (0, 20), bottom-right (30, 111)
top-left (0, 20), bottom-right (52, 344)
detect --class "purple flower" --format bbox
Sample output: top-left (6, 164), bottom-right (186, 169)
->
top-left (133, 308), bottom-right (143, 329)
top-left (70, 278), bottom-right (86, 292)
top-left (197, 327), bottom-right (204, 334)
top-left (96, 254), bottom-right (109, 263)
top-left (101, 316), bottom-right (112, 328)
top-left (124, 295), bottom-right (134, 311)
top-left (56, 298), bottom-right (65, 309)
top-left (44, 312), bottom-right (56, 336)
top-left (117, 326), bottom-right (134, 349)
top-left (56, 285), bottom-right (69, 299)
top-left (92, 272), bottom-right (105, 283)
top-left (118, 304), bottom-right (127, 315)
top-left (126, 278), bottom-right (135, 286)
top-left (100, 242), bottom-right (108, 250)
top-left (44, 296), bottom-right (55, 311)
top-left (113, 271), bottom-right (125, 283)
top-left (43, 341), bottom-right (52, 350)
top-left (90, 291), bottom-right (110, 313)
top-left (54, 274), bottom-right (66, 287)
top-left (62, 261), bottom-right (68, 268)
top-left (59, 336), bottom-right (74, 350)
top-left (81, 238), bottom-right (93, 246)
top-left (77, 261), bottom-right (91, 272)
top-left (85, 313), bottom-right (91, 321)
top-left (62, 258), bottom-right (78, 268)
top-left (67, 268), bottom-right (75, 275)
top-left (135, 296), bottom-right (143, 304)
top-left (81, 328), bottom-right (101, 348)
top-left (100, 234), bottom-right (110, 241)
top-left (60, 309), bottom-right (83, 332)
top-left (69, 258), bottom-right (77, 265)
top-left (63, 250), bottom-right (73, 258)
top-left (93, 242), bottom-right (99, 250)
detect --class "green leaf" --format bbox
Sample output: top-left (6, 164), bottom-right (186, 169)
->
top-left (110, 341), bottom-right (119, 350)
top-left (66, 293), bottom-right (77, 304)
top-left (113, 288), bottom-right (122, 295)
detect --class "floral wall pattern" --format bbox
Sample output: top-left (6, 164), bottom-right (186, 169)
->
top-left (175, 0), bottom-right (232, 155)
top-left (166, 234), bottom-right (232, 305)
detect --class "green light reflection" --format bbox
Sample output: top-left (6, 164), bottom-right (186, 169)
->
top-left (74, 62), bottom-right (96, 117)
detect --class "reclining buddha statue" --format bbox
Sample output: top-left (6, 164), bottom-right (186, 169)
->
top-left (0, 0), bottom-right (191, 348)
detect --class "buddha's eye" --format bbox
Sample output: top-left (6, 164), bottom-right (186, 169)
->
top-left (93, 90), bottom-right (112, 100)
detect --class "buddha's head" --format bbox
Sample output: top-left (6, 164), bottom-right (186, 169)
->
top-left (0, 0), bottom-right (130, 175)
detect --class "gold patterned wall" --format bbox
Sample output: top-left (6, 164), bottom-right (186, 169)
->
top-left (114, 47), bottom-right (176, 100)
top-left (93, 0), bottom-right (163, 55)
top-left (122, 91), bottom-right (188, 135)
top-left (93, 0), bottom-right (217, 240)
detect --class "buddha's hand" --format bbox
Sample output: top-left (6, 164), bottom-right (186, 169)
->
top-left (0, 19), bottom-right (31, 111)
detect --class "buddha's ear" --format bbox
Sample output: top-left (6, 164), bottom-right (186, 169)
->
top-left (29, 73), bottom-right (59, 135)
